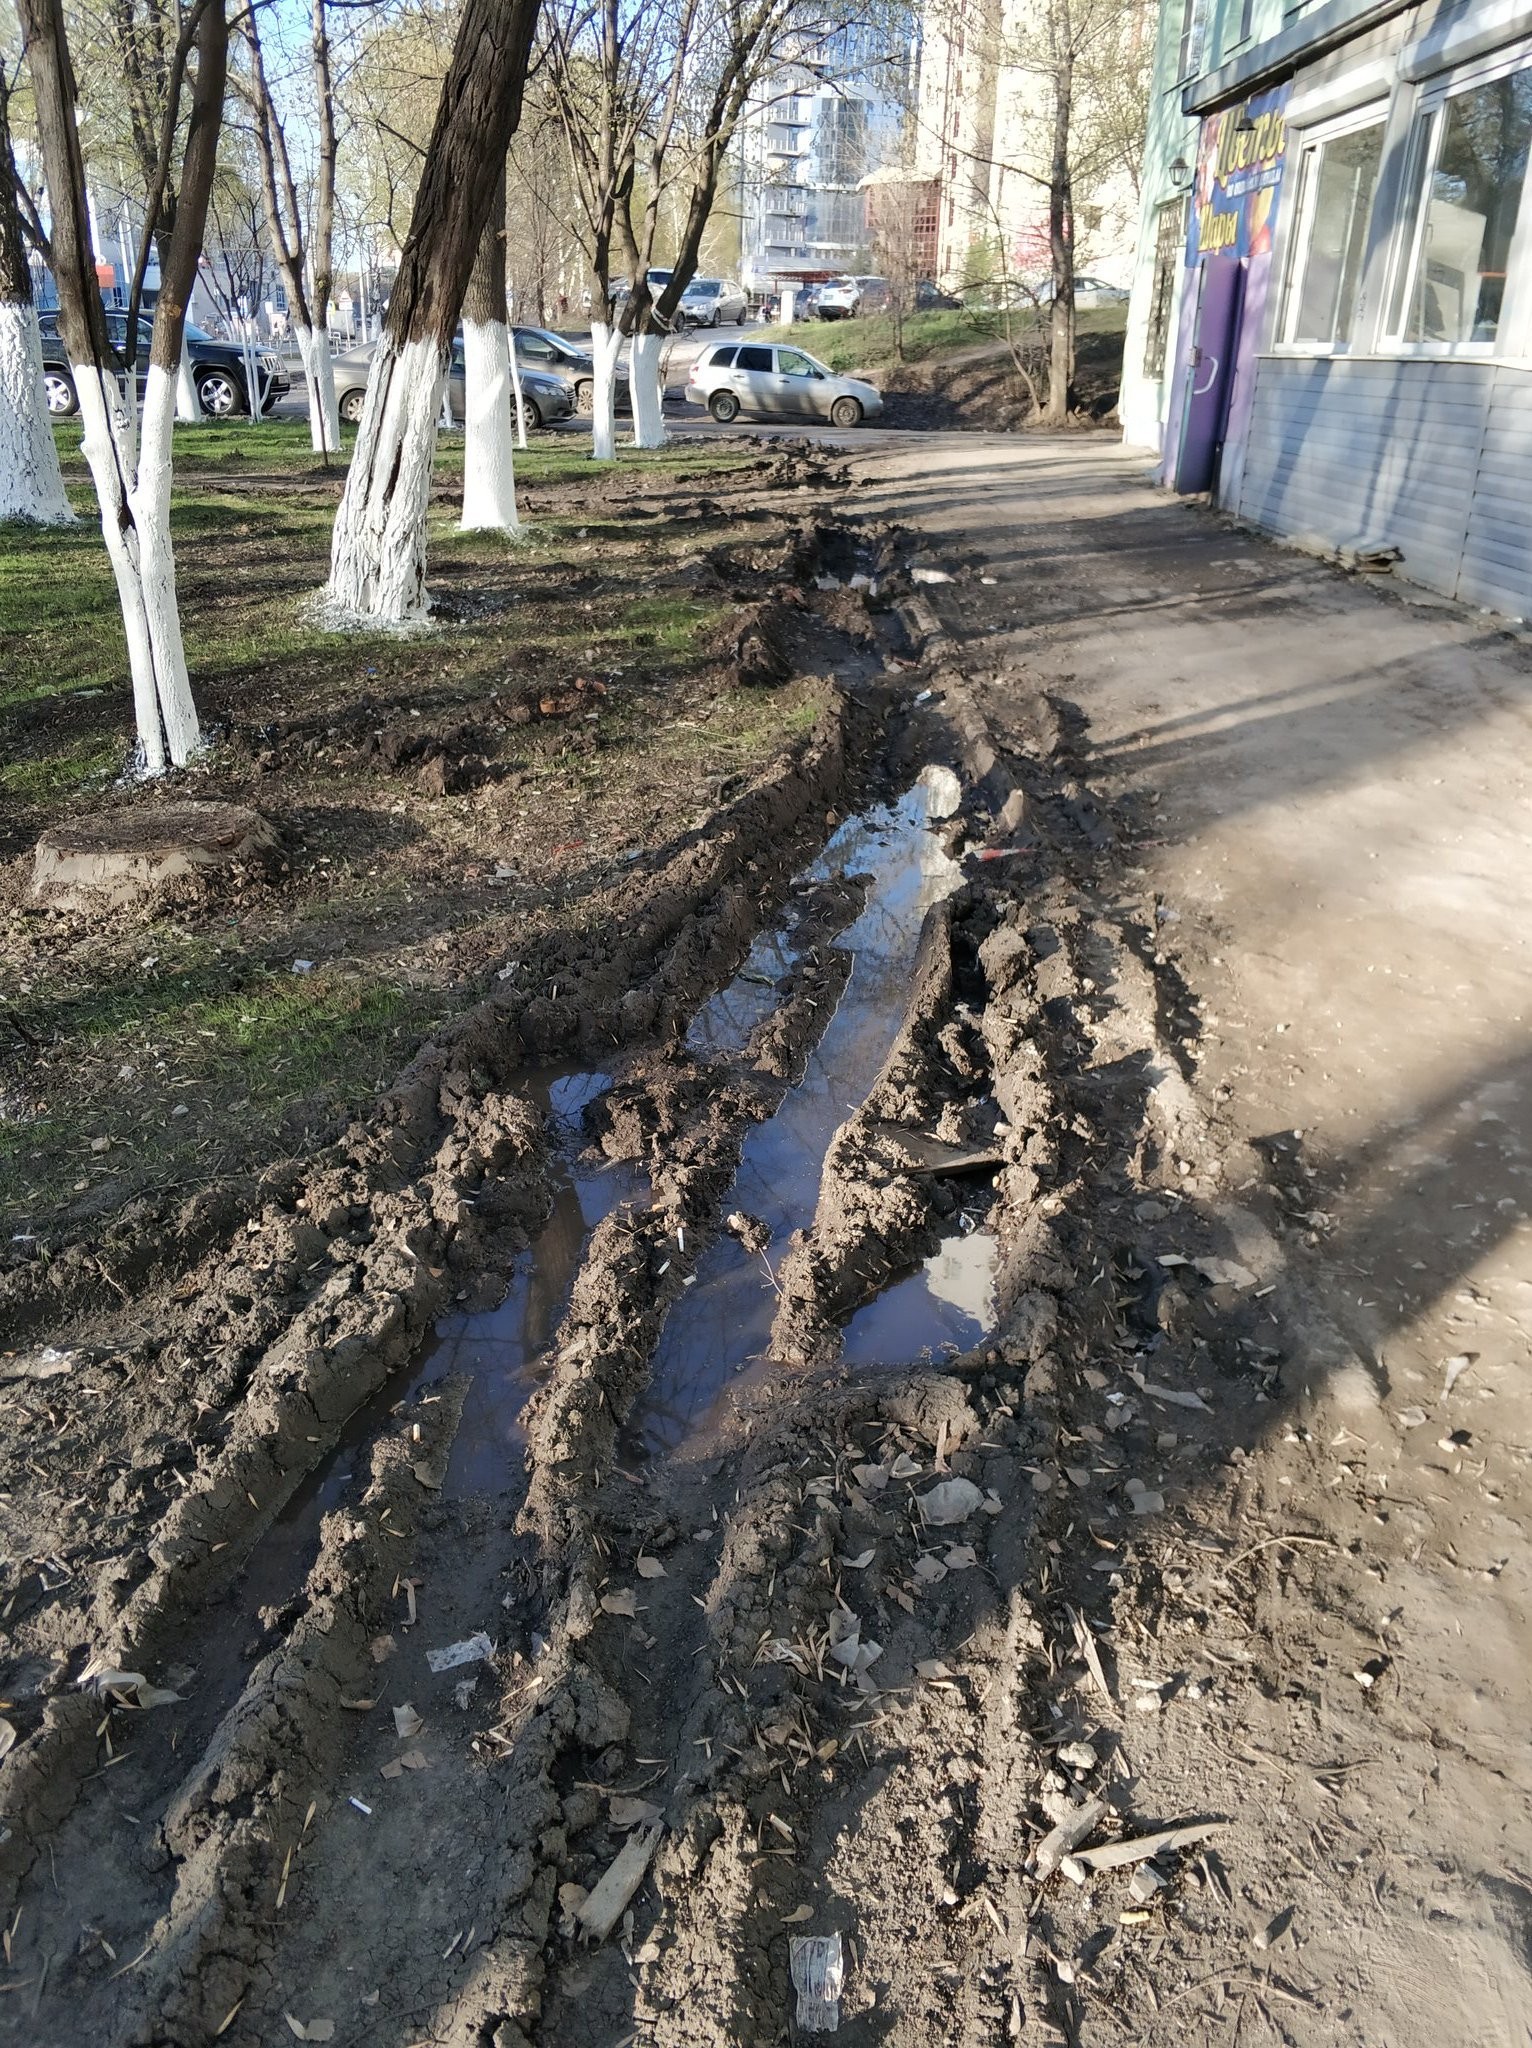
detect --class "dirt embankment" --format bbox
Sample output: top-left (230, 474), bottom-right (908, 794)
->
top-left (874, 326), bottom-right (1127, 433)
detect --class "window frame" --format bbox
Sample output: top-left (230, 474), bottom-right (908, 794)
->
top-left (1275, 102), bottom-right (1391, 355)
top-left (1378, 38), bottom-right (1532, 360)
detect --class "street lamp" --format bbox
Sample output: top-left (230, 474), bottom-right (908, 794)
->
top-left (1168, 157), bottom-right (1193, 191)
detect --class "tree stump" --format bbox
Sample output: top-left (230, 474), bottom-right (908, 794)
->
top-left (30, 802), bottom-right (280, 910)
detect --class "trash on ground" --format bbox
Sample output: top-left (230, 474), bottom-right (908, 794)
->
top-left (283, 2018), bottom-right (335, 2042)
top-left (453, 1677), bottom-right (477, 1711)
top-left (918, 1476), bottom-right (984, 1526)
top-left (1194, 1257), bottom-right (1257, 1287)
top-left (600, 1589), bottom-right (638, 1618)
top-left (911, 565), bottom-right (955, 585)
top-left (425, 1632), bottom-right (494, 1673)
top-left (790, 1932), bottom-right (846, 2033)
top-left (79, 1665), bottom-right (182, 1709)
top-left (576, 1822), bottom-right (663, 1942)
top-left (392, 1704), bottom-right (423, 1739)
top-left (635, 1555), bottom-right (667, 1579)
top-left (1443, 1353), bottom-right (1473, 1397)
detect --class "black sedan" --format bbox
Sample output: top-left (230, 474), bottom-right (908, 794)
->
top-left (38, 311), bottom-right (289, 418)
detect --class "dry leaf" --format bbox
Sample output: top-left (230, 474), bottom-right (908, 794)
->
top-left (944, 1545), bottom-right (977, 1570)
top-left (889, 1452), bottom-right (922, 1480)
top-left (782, 1905), bottom-right (814, 1925)
top-left (609, 1795), bottom-right (662, 1829)
top-left (1195, 1256), bottom-right (1256, 1288)
top-left (340, 1697), bottom-right (375, 1712)
top-left (913, 1555), bottom-right (948, 1584)
top-left (852, 1463), bottom-right (889, 1491)
top-left (284, 2020), bottom-right (335, 2043)
top-left (916, 1659), bottom-right (953, 1681)
top-left (601, 1589), bottom-right (638, 1617)
top-left (397, 1750), bottom-right (430, 1771)
top-left (393, 1704), bottom-right (423, 1739)
top-left (0, 1718), bottom-right (16, 1761)
top-left (370, 1634), bottom-right (396, 1664)
top-left (635, 1557), bottom-right (667, 1580)
top-left (379, 1759), bottom-right (404, 1781)
top-left (839, 1549), bottom-right (875, 1570)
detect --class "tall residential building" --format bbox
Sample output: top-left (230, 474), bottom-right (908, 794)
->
top-left (914, 0), bottom-right (1149, 289)
top-left (737, 25), bottom-right (913, 290)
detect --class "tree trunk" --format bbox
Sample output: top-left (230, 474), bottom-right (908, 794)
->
top-left (1043, 0), bottom-right (1076, 428)
top-left (176, 332), bottom-right (202, 421)
top-left (628, 329), bottom-right (666, 448)
top-left (461, 166), bottom-right (517, 532)
top-left (0, 78), bottom-right (73, 525)
top-left (18, 0), bottom-right (226, 772)
top-left (588, 318), bottom-right (621, 462)
top-left (325, 0), bottom-right (542, 625)
top-left (297, 322), bottom-right (341, 451)
top-left (509, 331), bottom-right (528, 449)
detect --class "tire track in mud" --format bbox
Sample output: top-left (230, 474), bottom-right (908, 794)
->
top-left (0, 611), bottom-right (1262, 2045)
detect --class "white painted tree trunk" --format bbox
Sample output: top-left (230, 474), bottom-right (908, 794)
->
top-left (508, 335), bottom-right (528, 450)
top-left (629, 330), bottom-right (667, 449)
top-left (460, 316), bottom-right (518, 533)
top-left (175, 335), bottom-right (202, 421)
top-left (74, 361), bottom-right (201, 773)
top-left (325, 330), bottom-right (448, 626)
top-left (0, 300), bottom-right (75, 524)
top-left (295, 320), bottom-right (340, 452)
top-left (589, 319), bottom-right (621, 462)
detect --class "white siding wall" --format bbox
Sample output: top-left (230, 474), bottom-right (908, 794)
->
top-left (1237, 353), bottom-right (1532, 619)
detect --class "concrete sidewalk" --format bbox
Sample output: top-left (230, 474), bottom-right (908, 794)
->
top-left (862, 431), bottom-right (1532, 2041)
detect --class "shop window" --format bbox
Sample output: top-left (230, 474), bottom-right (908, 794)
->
top-left (1280, 117), bottom-right (1385, 345)
top-left (1144, 198), bottom-right (1189, 377)
top-left (1388, 59), bottom-right (1532, 347)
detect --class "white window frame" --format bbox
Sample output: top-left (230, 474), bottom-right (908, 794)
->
top-left (1276, 101), bottom-right (1391, 354)
top-left (1378, 37), bottom-right (1532, 360)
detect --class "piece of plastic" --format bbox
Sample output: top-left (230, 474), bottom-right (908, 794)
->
top-left (790, 1933), bottom-right (845, 2033)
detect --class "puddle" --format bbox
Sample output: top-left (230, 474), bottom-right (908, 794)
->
top-left (840, 1227), bottom-right (999, 1365)
top-left (240, 1068), bottom-right (643, 1615)
top-left (630, 766), bottom-right (964, 1454)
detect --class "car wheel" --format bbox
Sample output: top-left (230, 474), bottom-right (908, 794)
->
top-left (339, 388), bottom-right (366, 425)
top-left (522, 396), bottom-right (543, 430)
top-left (575, 379), bottom-right (594, 414)
top-left (197, 368), bottom-right (244, 417)
top-left (43, 369), bottom-right (78, 417)
top-left (710, 308), bottom-right (720, 327)
top-left (829, 396), bottom-right (863, 428)
top-left (708, 390), bottom-right (740, 423)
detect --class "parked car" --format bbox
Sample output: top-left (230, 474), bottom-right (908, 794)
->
top-left (685, 340), bottom-right (882, 427)
top-left (815, 275), bottom-right (889, 320)
top-left (37, 310), bottom-right (289, 418)
top-left (329, 339), bottom-right (575, 428)
top-left (915, 279), bottom-right (962, 311)
top-left (607, 268), bottom-right (680, 327)
top-left (512, 326), bottom-right (632, 414)
top-left (677, 276), bottom-right (748, 327)
top-left (1021, 274), bottom-right (1131, 308)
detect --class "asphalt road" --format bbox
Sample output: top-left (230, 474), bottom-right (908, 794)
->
top-left (267, 321), bottom-right (879, 438)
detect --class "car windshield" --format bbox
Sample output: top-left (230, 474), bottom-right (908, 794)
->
top-left (782, 348), bottom-right (830, 376)
top-left (686, 280), bottom-right (721, 295)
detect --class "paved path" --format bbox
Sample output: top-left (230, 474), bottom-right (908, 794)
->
top-left (857, 432), bottom-right (1532, 2041)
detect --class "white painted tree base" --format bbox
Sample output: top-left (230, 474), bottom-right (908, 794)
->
top-left (630, 331), bottom-right (667, 449)
top-left (0, 302), bottom-right (75, 525)
top-left (589, 320), bottom-right (622, 463)
top-left (175, 338), bottom-right (202, 423)
top-left (295, 322), bottom-right (341, 453)
top-left (460, 317), bottom-right (519, 533)
top-left (325, 331), bottom-right (448, 627)
top-left (75, 361), bottom-right (202, 774)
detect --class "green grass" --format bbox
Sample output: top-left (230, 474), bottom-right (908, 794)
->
top-left (759, 301), bottom-right (1129, 375)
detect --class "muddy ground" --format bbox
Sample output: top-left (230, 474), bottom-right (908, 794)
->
top-left (2, 426), bottom-right (1524, 2047)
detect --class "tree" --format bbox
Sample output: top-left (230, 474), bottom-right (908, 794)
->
top-left (460, 159), bottom-right (519, 532)
top-left (242, 0), bottom-right (341, 453)
top-left (0, 61), bottom-right (74, 525)
top-left (324, 0), bottom-right (542, 625)
top-left (18, 0), bottom-right (228, 773)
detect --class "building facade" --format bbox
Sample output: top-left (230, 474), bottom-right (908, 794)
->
top-left (1124, 0), bottom-right (1532, 618)
top-left (737, 28), bottom-right (912, 291)
top-left (914, 0), bottom-right (1149, 290)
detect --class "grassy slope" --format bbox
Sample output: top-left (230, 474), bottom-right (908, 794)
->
top-left (758, 302), bottom-right (1129, 384)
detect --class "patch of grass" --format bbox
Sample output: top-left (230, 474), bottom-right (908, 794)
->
top-left (0, 733), bottom-right (122, 806)
top-left (758, 301), bottom-right (1127, 375)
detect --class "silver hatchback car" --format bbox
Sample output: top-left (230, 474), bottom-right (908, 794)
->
top-left (685, 341), bottom-right (883, 427)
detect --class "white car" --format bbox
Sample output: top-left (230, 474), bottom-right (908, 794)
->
top-left (679, 276), bottom-right (749, 326)
top-left (685, 340), bottom-right (883, 427)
